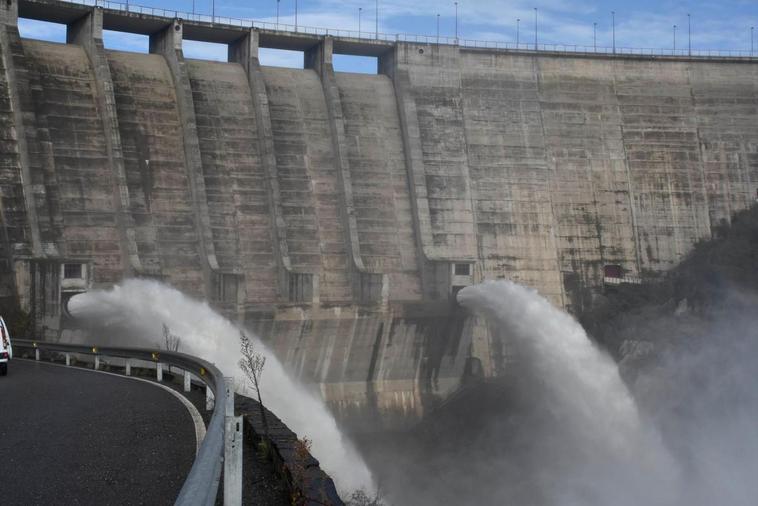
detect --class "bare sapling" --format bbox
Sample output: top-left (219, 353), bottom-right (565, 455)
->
top-left (238, 330), bottom-right (269, 436)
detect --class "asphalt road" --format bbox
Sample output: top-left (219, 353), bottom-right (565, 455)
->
top-left (0, 359), bottom-right (196, 505)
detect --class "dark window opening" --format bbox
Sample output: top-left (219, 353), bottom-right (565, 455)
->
top-left (604, 264), bottom-right (623, 278)
top-left (63, 263), bottom-right (83, 279)
top-left (216, 273), bottom-right (239, 303)
top-left (454, 263), bottom-right (471, 276)
top-left (288, 272), bottom-right (313, 303)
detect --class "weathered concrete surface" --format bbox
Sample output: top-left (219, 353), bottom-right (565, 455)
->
top-left (3, 3), bottom-right (758, 430)
top-left (67, 8), bottom-right (141, 277)
top-left (23, 40), bottom-right (124, 282)
top-left (457, 51), bottom-right (564, 305)
top-left (537, 57), bottom-right (638, 305)
top-left (187, 58), bottom-right (278, 306)
top-left (337, 72), bottom-right (421, 302)
top-left (396, 45), bottom-right (478, 263)
top-left (108, 50), bottom-right (206, 295)
top-left (262, 66), bottom-right (352, 303)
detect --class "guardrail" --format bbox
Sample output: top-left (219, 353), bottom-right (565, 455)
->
top-left (35, 0), bottom-right (758, 59)
top-left (13, 338), bottom-right (228, 506)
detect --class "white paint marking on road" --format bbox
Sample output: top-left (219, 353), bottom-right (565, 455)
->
top-left (18, 358), bottom-right (207, 454)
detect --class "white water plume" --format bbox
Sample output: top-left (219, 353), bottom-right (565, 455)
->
top-left (456, 280), bottom-right (681, 505)
top-left (68, 279), bottom-right (374, 495)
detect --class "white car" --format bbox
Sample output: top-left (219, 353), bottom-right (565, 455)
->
top-left (0, 316), bottom-right (11, 376)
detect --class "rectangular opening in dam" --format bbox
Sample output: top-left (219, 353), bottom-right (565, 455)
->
top-left (103, 31), bottom-right (148, 53)
top-left (183, 40), bottom-right (228, 62)
top-left (259, 48), bottom-right (305, 68)
top-left (333, 54), bottom-right (378, 74)
top-left (17, 18), bottom-right (66, 43)
top-left (63, 263), bottom-right (83, 280)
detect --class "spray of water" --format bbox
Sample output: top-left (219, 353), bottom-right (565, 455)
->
top-left (68, 279), bottom-right (374, 495)
top-left (454, 280), bottom-right (681, 505)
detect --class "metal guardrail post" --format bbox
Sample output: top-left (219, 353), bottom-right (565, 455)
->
top-left (125, 359), bottom-right (131, 376)
top-left (157, 362), bottom-right (163, 382)
top-left (65, 353), bottom-right (71, 366)
top-left (206, 384), bottom-right (214, 411)
top-left (184, 370), bottom-right (191, 392)
top-left (224, 416), bottom-right (243, 506)
top-left (223, 377), bottom-right (242, 506)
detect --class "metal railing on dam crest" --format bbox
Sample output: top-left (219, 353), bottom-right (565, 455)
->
top-left (21, 0), bottom-right (758, 59)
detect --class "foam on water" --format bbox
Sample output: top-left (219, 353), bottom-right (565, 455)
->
top-left (68, 279), bottom-right (374, 495)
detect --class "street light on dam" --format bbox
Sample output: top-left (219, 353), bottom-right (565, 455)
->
top-left (593, 21), bottom-right (598, 51)
top-left (455, 2), bottom-right (459, 42)
top-left (688, 13), bottom-right (691, 56)
top-left (516, 18), bottom-right (520, 47)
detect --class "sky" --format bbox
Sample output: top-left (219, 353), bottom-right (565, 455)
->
top-left (17, 0), bottom-right (758, 73)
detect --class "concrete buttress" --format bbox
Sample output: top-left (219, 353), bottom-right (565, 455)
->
top-left (150, 19), bottom-right (219, 299)
top-left (67, 7), bottom-right (142, 276)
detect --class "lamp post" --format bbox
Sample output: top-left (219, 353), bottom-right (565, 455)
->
top-left (673, 24), bottom-right (677, 53)
top-left (455, 2), bottom-right (459, 42)
top-left (611, 11), bottom-right (615, 54)
top-left (688, 13), bottom-right (691, 56)
top-left (437, 13), bottom-right (440, 44)
top-left (212, 0), bottom-right (215, 22)
top-left (752, 26), bottom-right (755, 56)
top-left (593, 21), bottom-right (597, 51)
top-left (516, 18), bottom-right (520, 47)
top-left (276, 0), bottom-right (280, 28)
top-left (295, 0), bottom-right (298, 31)
top-left (376, 0), bottom-right (379, 40)
top-left (534, 8), bottom-right (538, 50)
top-left (359, 7), bottom-right (362, 36)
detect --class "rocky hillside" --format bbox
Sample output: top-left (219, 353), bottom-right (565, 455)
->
top-left (580, 204), bottom-right (758, 367)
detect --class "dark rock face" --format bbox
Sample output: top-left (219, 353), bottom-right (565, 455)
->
top-left (580, 205), bottom-right (758, 363)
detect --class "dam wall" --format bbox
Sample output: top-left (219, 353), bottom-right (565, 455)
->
top-left (2, 0), bottom-right (758, 430)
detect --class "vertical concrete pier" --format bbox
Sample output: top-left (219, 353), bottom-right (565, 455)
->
top-left (229, 30), bottom-right (316, 304)
top-left (67, 8), bottom-right (142, 275)
top-left (150, 19), bottom-right (219, 298)
top-left (307, 37), bottom-right (386, 304)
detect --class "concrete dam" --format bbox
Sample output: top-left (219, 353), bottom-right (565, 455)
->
top-left (1, 0), bottom-right (757, 431)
